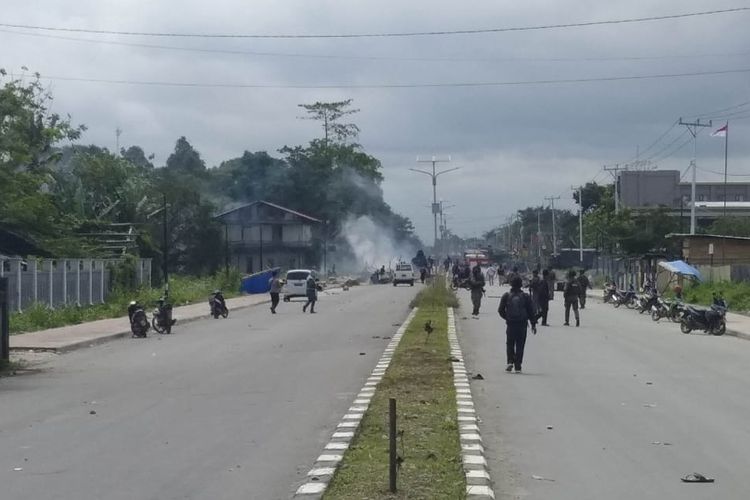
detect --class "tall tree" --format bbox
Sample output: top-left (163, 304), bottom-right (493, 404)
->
top-left (166, 136), bottom-right (206, 177)
top-left (298, 99), bottom-right (360, 147)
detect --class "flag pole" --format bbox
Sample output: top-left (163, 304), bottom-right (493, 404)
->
top-left (723, 121), bottom-right (729, 218)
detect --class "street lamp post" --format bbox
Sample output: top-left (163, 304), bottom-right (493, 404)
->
top-left (411, 156), bottom-right (460, 251)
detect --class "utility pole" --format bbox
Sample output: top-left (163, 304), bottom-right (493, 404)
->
top-left (115, 127), bottom-right (122, 156)
top-left (412, 156), bottom-right (460, 251)
top-left (162, 194), bottom-right (169, 298)
top-left (572, 186), bottom-right (584, 263)
top-left (545, 196), bottom-right (561, 256)
top-left (603, 164), bottom-right (628, 213)
top-left (679, 118), bottom-right (712, 234)
top-left (536, 209), bottom-right (542, 262)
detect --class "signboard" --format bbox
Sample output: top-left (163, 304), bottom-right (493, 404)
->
top-left (708, 243), bottom-right (715, 255)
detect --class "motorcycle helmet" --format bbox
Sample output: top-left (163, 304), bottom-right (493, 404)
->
top-left (129, 300), bottom-right (137, 306)
top-left (213, 289), bottom-right (221, 294)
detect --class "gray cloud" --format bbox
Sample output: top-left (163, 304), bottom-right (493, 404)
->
top-left (2, 0), bottom-right (749, 242)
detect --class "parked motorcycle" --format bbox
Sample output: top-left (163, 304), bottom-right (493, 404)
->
top-left (127, 300), bottom-right (150, 338)
top-left (602, 283), bottom-right (617, 303)
top-left (152, 296), bottom-right (176, 334)
top-left (209, 289), bottom-right (229, 319)
top-left (612, 288), bottom-right (638, 309)
top-left (651, 297), bottom-right (685, 323)
top-left (680, 296), bottom-right (727, 335)
top-left (636, 289), bottom-right (659, 314)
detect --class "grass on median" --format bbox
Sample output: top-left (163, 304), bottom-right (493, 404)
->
top-left (324, 278), bottom-right (465, 500)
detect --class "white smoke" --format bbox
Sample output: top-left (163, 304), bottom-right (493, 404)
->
top-left (342, 215), bottom-right (417, 272)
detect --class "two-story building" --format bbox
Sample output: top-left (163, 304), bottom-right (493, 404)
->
top-left (215, 201), bottom-right (322, 274)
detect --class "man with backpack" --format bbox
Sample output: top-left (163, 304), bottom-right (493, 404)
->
top-left (563, 270), bottom-right (581, 327)
top-left (498, 275), bottom-right (538, 373)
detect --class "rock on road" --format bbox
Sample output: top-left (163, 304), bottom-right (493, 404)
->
top-left (458, 286), bottom-right (750, 500)
top-left (0, 284), bottom-right (419, 500)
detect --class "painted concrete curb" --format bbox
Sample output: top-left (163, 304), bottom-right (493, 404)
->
top-left (448, 307), bottom-right (496, 500)
top-left (293, 307), bottom-right (419, 499)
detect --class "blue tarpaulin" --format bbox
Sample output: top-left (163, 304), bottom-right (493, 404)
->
top-left (240, 267), bottom-right (281, 294)
top-left (658, 260), bottom-right (702, 281)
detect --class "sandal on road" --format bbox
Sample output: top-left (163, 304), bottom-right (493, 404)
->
top-left (681, 473), bottom-right (714, 483)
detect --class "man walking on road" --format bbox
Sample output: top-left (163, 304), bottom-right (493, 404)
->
top-left (302, 274), bottom-right (318, 313)
top-left (268, 270), bottom-right (282, 314)
top-left (469, 265), bottom-right (486, 316)
top-left (564, 270), bottom-right (581, 327)
top-left (499, 276), bottom-right (537, 373)
top-left (577, 271), bottom-right (590, 309)
top-left (530, 269), bottom-right (551, 326)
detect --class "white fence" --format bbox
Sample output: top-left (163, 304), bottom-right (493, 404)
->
top-left (0, 258), bottom-right (152, 312)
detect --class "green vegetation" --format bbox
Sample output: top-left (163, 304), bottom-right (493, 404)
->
top-left (325, 278), bottom-right (464, 499)
top-left (1, 75), bottom-right (420, 274)
top-left (9, 270), bottom-right (240, 334)
top-left (409, 279), bottom-right (459, 309)
top-left (683, 280), bottom-right (750, 312)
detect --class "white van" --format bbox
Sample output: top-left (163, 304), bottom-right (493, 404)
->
top-left (393, 262), bottom-right (415, 286)
top-left (283, 269), bottom-right (316, 301)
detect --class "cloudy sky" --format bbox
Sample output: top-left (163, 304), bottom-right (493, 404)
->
top-left (2, 1), bottom-right (749, 242)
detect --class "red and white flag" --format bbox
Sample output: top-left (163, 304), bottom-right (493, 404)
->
top-left (711, 124), bottom-right (728, 137)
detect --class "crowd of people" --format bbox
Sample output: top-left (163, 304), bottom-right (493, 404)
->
top-left (444, 258), bottom-right (592, 373)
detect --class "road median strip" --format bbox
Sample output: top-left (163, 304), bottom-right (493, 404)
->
top-left (296, 278), bottom-right (487, 499)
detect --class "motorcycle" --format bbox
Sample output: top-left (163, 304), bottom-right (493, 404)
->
top-left (612, 288), bottom-right (638, 309)
top-left (636, 289), bottom-right (659, 314)
top-left (680, 298), bottom-right (727, 336)
top-left (451, 276), bottom-right (470, 290)
top-left (127, 300), bottom-right (150, 338)
top-left (651, 297), bottom-right (685, 323)
top-left (209, 290), bottom-right (229, 319)
top-left (602, 284), bottom-right (617, 303)
top-left (152, 296), bottom-right (176, 334)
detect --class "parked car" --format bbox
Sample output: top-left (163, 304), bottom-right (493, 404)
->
top-left (393, 262), bottom-right (415, 286)
top-left (283, 269), bottom-right (317, 301)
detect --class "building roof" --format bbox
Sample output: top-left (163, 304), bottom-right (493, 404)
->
top-left (666, 233), bottom-right (750, 242)
top-left (215, 200), bottom-right (322, 223)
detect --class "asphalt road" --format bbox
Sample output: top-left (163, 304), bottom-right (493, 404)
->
top-left (458, 286), bottom-right (750, 500)
top-left (0, 284), bottom-right (419, 500)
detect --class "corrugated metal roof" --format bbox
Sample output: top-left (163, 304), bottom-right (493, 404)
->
top-left (215, 200), bottom-right (322, 223)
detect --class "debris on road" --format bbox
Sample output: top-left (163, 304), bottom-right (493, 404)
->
top-left (13, 467), bottom-right (23, 472)
top-left (546, 425), bottom-right (554, 430)
top-left (651, 441), bottom-right (672, 446)
top-left (646, 381), bottom-right (653, 385)
top-left (89, 410), bottom-right (97, 415)
top-left (359, 352), bottom-right (366, 356)
top-left (531, 474), bottom-right (555, 482)
top-left (471, 373), bottom-right (484, 380)
top-left (642, 403), bottom-right (657, 408)
top-left (448, 356), bottom-right (461, 362)
top-left (681, 473), bottom-right (714, 483)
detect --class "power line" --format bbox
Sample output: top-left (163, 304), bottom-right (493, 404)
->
top-left (695, 100), bottom-right (750, 118)
top-left (3, 27), bottom-right (750, 64)
top-left (643, 128), bottom-right (690, 161)
top-left (0, 7), bottom-right (746, 39)
top-left (28, 67), bottom-right (750, 90)
top-left (697, 166), bottom-right (750, 177)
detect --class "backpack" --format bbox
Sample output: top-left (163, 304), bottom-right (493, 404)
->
top-left (506, 291), bottom-right (529, 323)
top-left (566, 280), bottom-right (581, 298)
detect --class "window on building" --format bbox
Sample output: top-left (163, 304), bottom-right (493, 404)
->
top-left (736, 195), bottom-right (744, 201)
top-left (698, 194), bottom-right (705, 201)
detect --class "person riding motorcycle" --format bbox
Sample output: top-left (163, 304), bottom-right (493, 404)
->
top-left (210, 289), bottom-right (227, 314)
